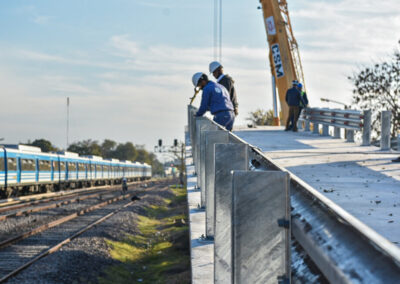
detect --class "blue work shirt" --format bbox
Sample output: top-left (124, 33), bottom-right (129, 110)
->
top-left (196, 81), bottom-right (234, 116)
top-left (285, 87), bottom-right (305, 107)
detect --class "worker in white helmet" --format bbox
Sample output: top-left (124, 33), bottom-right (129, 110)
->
top-left (192, 72), bottom-right (235, 131)
top-left (209, 61), bottom-right (239, 116)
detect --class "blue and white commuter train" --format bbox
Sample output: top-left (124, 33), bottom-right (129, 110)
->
top-left (0, 145), bottom-right (152, 197)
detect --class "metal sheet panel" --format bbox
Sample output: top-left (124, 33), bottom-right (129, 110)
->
top-left (232, 171), bottom-right (290, 284)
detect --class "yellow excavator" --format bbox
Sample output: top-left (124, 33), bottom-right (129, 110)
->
top-left (259, 0), bottom-right (306, 125)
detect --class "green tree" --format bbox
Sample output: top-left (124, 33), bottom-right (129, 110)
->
top-left (67, 139), bottom-right (164, 176)
top-left (113, 142), bottom-right (137, 161)
top-left (135, 145), bottom-right (150, 163)
top-left (101, 139), bottom-right (117, 158)
top-left (29, 139), bottom-right (58, 152)
top-left (348, 40), bottom-right (400, 138)
top-left (67, 139), bottom-right (102, 156)
top-left (247, 109), bottom-right (275, 126)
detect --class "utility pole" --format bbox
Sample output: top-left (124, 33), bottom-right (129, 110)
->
top-left (66, 97), bottom-right (70, 149)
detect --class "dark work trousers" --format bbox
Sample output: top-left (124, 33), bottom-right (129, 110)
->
top-left (286, 106), bottom-right (300, 131)
top-left (213, 110), bottom-right (235, 131)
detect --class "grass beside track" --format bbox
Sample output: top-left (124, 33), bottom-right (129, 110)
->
top-left (99, 185), bottom-right (190, 284)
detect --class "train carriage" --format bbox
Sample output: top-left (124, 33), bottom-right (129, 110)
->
top-left (0, 144), bottom-right (152, 197)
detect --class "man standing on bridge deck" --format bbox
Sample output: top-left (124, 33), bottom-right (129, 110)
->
top-left (285, 80), bottom-right (305, 132)
top-left (296, 82), bottom-right (309, 122)
top-left (209, 61), bottom-right (239, 117)
top-left (192, 72), bottom-right (235, 131)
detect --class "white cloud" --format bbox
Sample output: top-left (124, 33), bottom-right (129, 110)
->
top-left (33, 15), bottom-right (52, 25)
top-left (18, 5), bottom-right (53, 25)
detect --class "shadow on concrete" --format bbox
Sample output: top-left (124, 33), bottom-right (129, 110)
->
top-left (234, 130), bottom-right (317, 152)
top-left (191, 239), bottom-right (214, 249)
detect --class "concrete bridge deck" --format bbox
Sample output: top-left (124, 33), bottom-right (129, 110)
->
top-left (235, 126), bottom-right (400, 245)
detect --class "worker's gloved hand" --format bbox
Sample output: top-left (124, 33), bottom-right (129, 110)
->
top-left (234, 109), bottom-right (239, 116)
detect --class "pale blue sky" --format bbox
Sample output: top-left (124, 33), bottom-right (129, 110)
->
top-left (0, 0), bottom-right (399, 154)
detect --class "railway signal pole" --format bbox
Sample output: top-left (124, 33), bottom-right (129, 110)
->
top-left (154, 139), bottom-right (185, 185)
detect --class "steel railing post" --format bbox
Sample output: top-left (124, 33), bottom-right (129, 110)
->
top-left (333, 127), bottom-right (341, 139)
top-left (398, 134), bottom-right (400, 151)
top-left (346, 130), bottom-right (355, 142)
top-left (381, 111), bottom-right (391, 150)
top-left (305, 120), bottom-right (310, 131)
top-left (313, 123), bottom-right (319, 134)
top-left (362, 109), bottom-right (371, 146)
top-left (322, 124), bottom-right (329, 136)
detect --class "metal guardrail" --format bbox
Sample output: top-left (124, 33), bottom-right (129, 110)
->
top-left (187, 105), bottom-right (400, 283)
top-left (299, 108), bottom-right (371, 145)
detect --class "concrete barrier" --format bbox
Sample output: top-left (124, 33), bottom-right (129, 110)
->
top-left (232, 171), bottom-right (290, 284)
top-left (214, 143), bottom-right (248, 283)
top-left (381, 111), bottom-right (391, 151)
top-left (204, 130), bottom-right (229, 237)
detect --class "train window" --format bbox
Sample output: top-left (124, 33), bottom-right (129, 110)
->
top-left (60, 162), bottom-right (66, 171)
top-left (39, 160), bottom-right (51, 171)
top-left (96, 165), bottom-right (101, 172)
top-left (78, 163), bottom-right (85, 171)
top-left (7, 158), bottom-right (17, 171)
top-left (21, 159), bottom-right (36, 171)
top-left (68, 162), bottom-right (77, 171)
top-left (0, 158), bottom-right (4, 171)
top-left (88, 164), bottom-right (92, 172)
top-left (52, 161), bottom-right (59, 171)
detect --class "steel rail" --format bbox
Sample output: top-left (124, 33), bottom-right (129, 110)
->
top-left (0, 191), bottom-right (138, 250)
top-left (0, 199), bottom-right (136, 283)
top-left (0, 181), bottom-right (129, 207)
top-left (0, 188), bottom-right (112, 214)
top-left (0, 178), bottom-right (160, 210)
top-left (0, 190), bottom-right (114, 222)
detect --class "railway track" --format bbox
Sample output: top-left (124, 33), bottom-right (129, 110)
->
top-left (0, 179), bottom-right (153, 210)
top-left (0, 179), bottom-right (169, 283)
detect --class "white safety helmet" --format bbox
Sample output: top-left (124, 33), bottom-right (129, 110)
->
top-left (209, 61), bottom-right (222, 73)
top-left (192, 72), bottom-right (205, 87)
